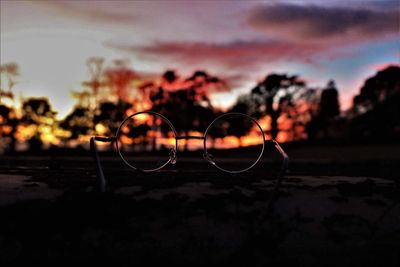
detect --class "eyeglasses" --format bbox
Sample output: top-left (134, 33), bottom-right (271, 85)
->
top-left (90, 111), bottom-right (289, 193)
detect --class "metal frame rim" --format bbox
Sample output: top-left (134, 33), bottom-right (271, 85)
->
top-left (115, 111), bottom-right (265, 173)
top-left (203, 112), bottom-right (265, 173)
top-left (115, 111), bottom-right (178, 172)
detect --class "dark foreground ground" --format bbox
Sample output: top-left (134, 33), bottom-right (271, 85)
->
top-left (0, 144), bottom-right (399, 266)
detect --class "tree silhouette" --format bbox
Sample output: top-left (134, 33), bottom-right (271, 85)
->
top-left (353, 66), bottom-right (400, 113)
top-left (319, 80), bottom-right (340, 119)
top-left (0, 104), bottom-right (18, 153)
top-left (149, 70), bottom-right (224, 150)
top-left (306, 81), bottom-right (340, 141)
top-left (226, 117), bottom-right (254, 147)
top-left (78, 58), bottom-right (138, 138)
top-left (93, 100), bottom-right (132, 136)
top-left (6, 59), bottom-right (398, 152)
top-left (230, 95), bottom-right (252, 115)
top-left (82, 57), bottom-right (105, 110)
top-left (162, 70), bottom-right (178, 84)
top-left (59, 106), bottom-right (92, 142)
top-left (20, 98), bottom-right (57, 151)
top-left (350, 66), bottom-right (400, 140)
top-left (122, 119), bottom-right (151, 152)
top-left (0, 62), bottom-right (19, 104)
top-left (104, 60), bottom-right (138, 101)
top-left (70, 91), bottom-right (93, 109)
top-left (250, 74), bottom-right (307, 140)
top-left (221, 97), bottom-right (261, 147)
top-left (141, 70), bottom-right (225, 150)
top-left (0, 63), bottom-right (19, 152)
top-left (61, 99), bottom-right (132, 150)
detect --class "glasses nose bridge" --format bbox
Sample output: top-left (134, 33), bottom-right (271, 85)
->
top-left (176, 135), bottom-right (205, 141)
top-left (175, 135), bottom-right (205, 149)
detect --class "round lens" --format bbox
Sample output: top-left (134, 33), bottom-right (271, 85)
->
top-left (204, 113), bottom-right (265, 173)
top-left (116, 112), bottom-right (177, 171)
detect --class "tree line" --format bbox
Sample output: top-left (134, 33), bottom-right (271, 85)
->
top-left (1, 58), bottom-right (399, 153)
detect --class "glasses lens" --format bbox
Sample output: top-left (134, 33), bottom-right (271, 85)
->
top-left (117, 112), bottom-right (176, 171)
top-left (204, 113), bottom-right (264, 173)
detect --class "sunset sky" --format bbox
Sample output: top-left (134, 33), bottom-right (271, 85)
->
top-left (1, 0), bottom-right (399, 119)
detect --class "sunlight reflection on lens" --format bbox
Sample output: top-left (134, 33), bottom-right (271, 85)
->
top-left (117, 113), bottom-right (176, 171)
top-left (205, 114), bottom-right (264, 172)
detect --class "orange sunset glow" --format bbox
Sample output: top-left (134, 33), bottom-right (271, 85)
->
top-left (1, 0), bottom-right (399, 153)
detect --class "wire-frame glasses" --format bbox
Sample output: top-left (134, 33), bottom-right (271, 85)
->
top-left (90, 111), bottom-right (289, 193)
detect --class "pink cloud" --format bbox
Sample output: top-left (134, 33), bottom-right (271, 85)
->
top-left (107, 39), bottom-right (365, 92)
top-left (107, 40), bottom-right (332, 71)
top-left (370, 62), bottom-right (400, 72)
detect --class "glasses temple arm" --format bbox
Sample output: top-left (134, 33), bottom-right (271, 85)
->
top-left (90, 136), bottom-right (115, 193)
top-left (265, 140), bottom-right (289, 215)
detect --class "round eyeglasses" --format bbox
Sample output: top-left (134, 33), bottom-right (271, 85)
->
top-left (90, 111), bottom-right (289, 192)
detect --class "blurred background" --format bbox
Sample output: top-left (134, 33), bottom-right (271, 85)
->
top-left (1, 2), bottom-right (399, 265)
top-left (1, 0), bottom-right (399, 156)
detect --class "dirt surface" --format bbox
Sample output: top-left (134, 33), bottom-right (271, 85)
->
top-left (0, 151), bottom-right (399, 266)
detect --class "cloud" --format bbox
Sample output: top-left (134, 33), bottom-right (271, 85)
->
top-left (246, 3), bottom-right (399, 44)
top-left (34, 0), bottom-right (137, 24)
top-left (107, 40), bottom-right (331, 70)
top-left (370, 62), bottom-right (400, 72)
